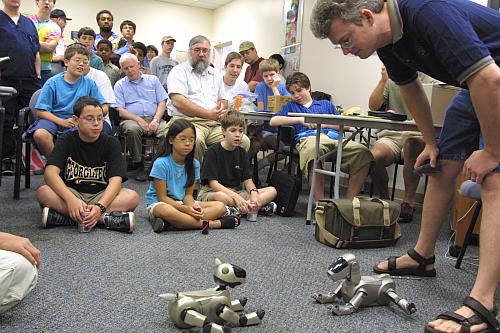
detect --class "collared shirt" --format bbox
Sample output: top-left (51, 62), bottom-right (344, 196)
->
top-left (377, 0), bottom-right (500, 87)
top-left (85, 67), bottom-right (114, 127)
top-left (243, 57), bottom-right (264, 84)
top-left (0, 10), bottom-right (40, 79)
top-left (29, 15), bottom-right (61, 71)
top-left (113, 74), bottom-right (168, 117)
top-left (94, 31), bottom-right (121, 51)
top-left (103, 62), bottom-right (120, 87)
top-left (167, 61), bottom-right (226, 117)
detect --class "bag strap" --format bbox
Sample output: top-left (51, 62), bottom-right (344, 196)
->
top-left (352, 197), bottom-right (391, 227)
top-left (315, 204), bottom-right (345, 247)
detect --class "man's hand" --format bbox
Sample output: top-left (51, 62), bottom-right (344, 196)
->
top-left (0, 232), bottom-right (41, 268)
top-left (249, 192), bottom-right (261, 210)
top-left (380, 66), bottom-right (388, 82)
top-left (415, 144), bottom-right (439, 169)
top-left (232, 194), bottom-right (249, 213)
top-left (300, 117), bottom-right (316, 129)
top-left (82, 205), bottom-right (102, 229)
top-left (61, 118), bottom-right (76, 128)
top-left (148, 118), bottom-right (160, 134)
top-left (137, 118), bottom-right (150, 135)
top-left (66, 197), bottom-right (87, 223)
top-left (271, 75), bottom-right (281, 89)
top-left (207, 105), bottom-right (227, 121)
top-left (188, 203), bottom-right (204, 219)
top-left (463, 149), bottom-right (498, 184)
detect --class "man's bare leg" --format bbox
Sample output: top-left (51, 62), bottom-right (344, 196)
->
top-left (346, 163), bottom-right (370, 199)
top-left (402, 137), bottom-right (425, 205)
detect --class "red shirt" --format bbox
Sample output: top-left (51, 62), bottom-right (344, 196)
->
top-left (244, 57), bottom-right (264, 84)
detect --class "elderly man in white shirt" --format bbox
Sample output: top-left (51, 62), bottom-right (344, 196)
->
top-left (167, 35), bottom-right (250, 162)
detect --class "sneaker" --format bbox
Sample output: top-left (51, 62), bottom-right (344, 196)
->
top-left (1, 157), bottom-right (14, 176)
top-left (258, 202), bottom-right (277, 216)
top-left (225, 206), bottom-right (240, 217)
top-left (41, 207), bottom-right (77, 228)
top-left (103, 211), bottom-right (135, 233)
top-left (399, 202), bottom-right (415, 223)
top-left (150, 217), bottom-right (165, 233)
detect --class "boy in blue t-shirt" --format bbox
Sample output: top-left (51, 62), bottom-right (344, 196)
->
top-left (28, 43), bottom-right (107, 156)
top-left (252, 58), bottom-right (291, 169)
top-left (270, 72), bottom-right (373, 200)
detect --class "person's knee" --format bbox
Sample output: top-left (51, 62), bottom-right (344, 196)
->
top-left (479, 173), bottom-right (500, 202)
top-left (120, 189), bottom-right (140, 210)
top-left (32, 129), bottom-right (52, 144)
top-left (210, 192), bottom-right (231, 204)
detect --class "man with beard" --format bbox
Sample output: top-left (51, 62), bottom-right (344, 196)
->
top-left (166, 35), bottom-right (250, 163)
top-left (94, 10), bottom-right (120, 52)
top-left (113, 53), bottom-right (168, 181)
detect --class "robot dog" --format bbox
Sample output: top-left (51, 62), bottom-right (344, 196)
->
top-left (159, 258), bottom-right (265, 333)
top-left (313, 253), bottom-right (417, 316)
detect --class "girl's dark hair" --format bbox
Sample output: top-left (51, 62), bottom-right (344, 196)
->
top-left (148, 119), bottom-right (197, 189)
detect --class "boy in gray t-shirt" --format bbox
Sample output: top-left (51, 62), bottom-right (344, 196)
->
top-left (150, 35), bottom-right (178, 92)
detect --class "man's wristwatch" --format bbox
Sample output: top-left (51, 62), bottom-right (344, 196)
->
top-left (249, 188), bottom-right (259, 194)
top-left (95, 203), bottom-right (107, 214)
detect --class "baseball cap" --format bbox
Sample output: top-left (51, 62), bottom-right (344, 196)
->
top-left (239, 41), bottom-right (255, 53)
top-left (50, 9), bottom-right (72, 20)
top-left (161, 35), bottom-right (176, 43)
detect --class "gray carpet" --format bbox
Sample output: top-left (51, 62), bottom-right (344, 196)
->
top-left (0, 173), bottom-right (497, 333)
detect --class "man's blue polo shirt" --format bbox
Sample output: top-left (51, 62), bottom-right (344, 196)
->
top-left (274, 99), bottom-right (340, 143)
top-left (377, 0), bottom-right (500, 87)
top-left (0, 10), bottom-right (40, 79)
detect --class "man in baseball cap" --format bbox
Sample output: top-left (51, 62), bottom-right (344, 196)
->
top-left (238, 41), bottom-right (263, 92)
top-left (150, 35), bottom-right (178, 93)
top-left (50, 9), bottom-right (71, 21)
top-left (50, 9), bottom-right (73, 75)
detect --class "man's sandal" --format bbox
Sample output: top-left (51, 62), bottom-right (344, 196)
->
top-left (220, 215), bottom-right (240, 229)
top-left (373, 248), bottom-right (437, 277)
top-left (424, 296), bottom-right (499, 333)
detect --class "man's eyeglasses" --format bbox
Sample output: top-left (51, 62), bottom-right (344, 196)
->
top-left (37, 0), bottom-right (54, 3)
top-left (191, 48), bottom-right (210, 55)
top-left (81, 116), bottom-right (104, 125)
top-left (175, 136), bottom-right (195, 144)
top-left (70, 58), bottom-right (89, 65)
top-left (336, 35), bottom-right (353, 49)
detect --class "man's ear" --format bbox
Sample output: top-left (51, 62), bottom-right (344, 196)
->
top-left (361, 9), bottom-right (375, 25)
top-left (72, 115), bottom-right (79, 125)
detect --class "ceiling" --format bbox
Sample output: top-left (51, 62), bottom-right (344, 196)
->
top-left (156, 0), bottom-right (234, 10)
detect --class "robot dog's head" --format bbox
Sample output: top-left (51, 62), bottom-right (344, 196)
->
top-left (327, 253), bottom-right (357, 281)
top-left (213, 258), bottom-right (246, 288)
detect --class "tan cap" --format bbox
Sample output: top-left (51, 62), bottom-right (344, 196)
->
top-left (239, 41), bottom-right (255, 53)
top-left (161, 35), bottom-right (176, 43)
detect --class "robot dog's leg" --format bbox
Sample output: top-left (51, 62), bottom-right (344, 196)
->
top-left (312, 292), bottom-right (342, 304)
top-left (230, 297), bottom-right (247, 311)
top-left (216, 304), bottom-right (265, 327)
top-left (331, 290), bottom-right (366, 315)
top-left (385, 289), bottom-right (417, 315)
top-left (180, 309), bottom-right (230, 333)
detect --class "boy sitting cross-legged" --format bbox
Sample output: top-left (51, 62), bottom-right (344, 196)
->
top-left (197, 111), bottom-right (277, 217)
top-left (36, 96), bottom-right (140, 233)
top-left (270, 72), bottom-right (374, 200)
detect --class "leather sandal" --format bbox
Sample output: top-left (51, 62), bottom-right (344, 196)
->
top-left (373, 248), bottom-right (437, 277)
top-left (220, 215), bottom-right (240, 229)
top-left (425, 296), bottom-right (499, 333)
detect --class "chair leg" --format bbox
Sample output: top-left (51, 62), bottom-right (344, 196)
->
top-left (455, 200), bottom-right (482, 269)
top-left (14, 134), bottom-right (23, 200)
top-left (391, 164), bottom-right (399, 201)
top-left (25, 142), bottom-right (31, 189)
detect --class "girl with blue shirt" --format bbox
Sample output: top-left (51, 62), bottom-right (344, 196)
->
top-left (145, 119), bottom-right (240, 233)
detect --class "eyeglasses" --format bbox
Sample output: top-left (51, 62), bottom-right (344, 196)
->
top-left (191, 48), bottom-right (210, 55)
top-left (336, 35), bottom-right (353, 49)
top-left (37, 0), bottom-right (54, 3)
top-left (70, 58), bottom-right (89, 65)
top-left (175, 136), bottom-right (195, 144)
top-left (81, 116), bottom-right (104, 125)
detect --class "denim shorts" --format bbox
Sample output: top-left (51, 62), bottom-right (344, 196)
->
top-left (438, 89), bottom-right (500, 172)
top-left (26, 119), bottom-right (112, 138)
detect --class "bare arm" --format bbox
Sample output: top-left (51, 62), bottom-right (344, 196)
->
top-left (270, 115), bottom-right (303, 127)
top-left (115, 107), bottom-right (145, 123)
top-left (37, 110), bottom-right (75, 128)
top-left (0, 232), bottom-right (41, 268)
top-left (369, 72), bottom-right (388, 110)
top-left (170, 93), bottom-right (224, 120)
top-left (154, 178), bottom-right (193, 215)
top-left (209, 179), bottom-right (249, 212)
top-left (82, 176), bottom-right (123, 227)
top-left (248, 81), bottom-right (259, 92)
top-left (153, 100), bottom-right (166, 121)
top-left (35, 52), bottom-right (41, 76)
top-left (39, 39), bottom-right (58, 53)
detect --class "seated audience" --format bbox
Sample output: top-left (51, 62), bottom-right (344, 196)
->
top-left (131, 41), bottom-right (152, 74)
top-left (270, 72), bottom-right (373, 200)
top-left (145, 119), bottom-right (238, 233)
top-left (36, 97), bottom-right (139, 233)
top-left (150, 35), bottom-right (178, 93)
top-left (198, 111), bottom-right (277, 216)
top-left (113, 53), bottom-right (168, 181)
top-left (269, 53), bottom-right (286, 83)
top-left (115, 20), bottom-right (136, 56)
top-left (239, 41), bottom-right (264, 92)
top-left (0, 232), bottom-right (39, 314)
top-left (369, 66), bottom-right (437, 221)
top-left (222, 52), bottom-right (250, 108)
top-left (94, 10), bottom-right (121, 52)
top-left (96, 39), bottom-right (120, 87)
top-left (146, 44), bottom-right (158, 63)
top-left (77, 27), bottom-right (105, 71)
top-left (27, 43), bottom-right (108, 156)
top-left (83, 63), bottom-right (115, 134)
top-left (166, 35), bottom-right (250, 163)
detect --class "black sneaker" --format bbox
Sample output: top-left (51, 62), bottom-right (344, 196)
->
top-left (150, 217), bottom-right (165, 233)
top-left (1, 157), bottom-right (14, 176)
top-left (258, 202), bottom-right (277, 216)
top-left (41, 207), bottom-right (77, 228)
top-left (102, 211), bottom-right (135, 233)
top-left (225, 206), bottom-right (240, 217)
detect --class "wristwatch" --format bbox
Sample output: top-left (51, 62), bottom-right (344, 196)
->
top-left (249, 188), bottom-right (259, 194)
top-left (95, 202), bottom-right (107, 214)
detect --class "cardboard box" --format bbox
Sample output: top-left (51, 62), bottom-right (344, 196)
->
top-left (267, 96), bottom-right (291, 113)
top-left (430, 84), bottom-right (461, 125)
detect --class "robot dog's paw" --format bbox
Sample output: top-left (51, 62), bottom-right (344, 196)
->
top-left (202, 322), bottom-right (231, 333)
top-left (312, 293), bottom-right (340, 304)
top-left (239, 309), bottom-right (265, 326)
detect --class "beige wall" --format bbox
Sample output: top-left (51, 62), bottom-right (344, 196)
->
top-left (19, 0), bottom-right (214, 57)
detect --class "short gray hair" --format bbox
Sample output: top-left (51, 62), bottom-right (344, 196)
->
top-left (119, 53), bottom-right (139, 66)
top-left (310, 0), bottom-right (384, 39)
top-left (188, 35), bottom-right (211, 49)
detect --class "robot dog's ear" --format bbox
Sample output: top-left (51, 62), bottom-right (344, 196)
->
top-left (215, 258), bottom-right (223, 266)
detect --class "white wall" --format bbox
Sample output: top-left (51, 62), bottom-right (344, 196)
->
top-left (20, 0), bottom-right (214, 56)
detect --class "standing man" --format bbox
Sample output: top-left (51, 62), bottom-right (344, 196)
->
top-left (150, 35), bottom-right (178, 93)
top-left (239, 41), bottom-right (264, 92)
top-left (50, 8), bottom-right (73, 75)
top-left (29, 0), bottom-right (61, 84)
top-left (310, 1), bottom-right (500, 333)
top-left (113, 53), bottom-right (168, 181)
top-left (167, 35), bottom-right (250, 163)
top-left (114, 20), bottom-right (136, 56)
top-left (0, 0), bottom-right (41, 175)
top-left (94, 10), bottom-right (120, 52)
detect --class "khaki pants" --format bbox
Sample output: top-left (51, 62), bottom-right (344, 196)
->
top-left (167, 116), bottom-right (250, 163)
top-left (297, 134), bottom-right (374, 179)
top-left (121, 117), bottom-right (168, 164)
top-left (0, 250), bottom-right (38, 314)
top-left (197, 185), bottom-right (249, 201)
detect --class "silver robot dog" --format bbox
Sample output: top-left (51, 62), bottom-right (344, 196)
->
top-left (159, 258), bottom-right (265, 333)
top-left (312, 253), bottom-right (417, 316)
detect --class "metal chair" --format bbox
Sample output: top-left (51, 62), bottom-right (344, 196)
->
top-left (0, 85), bottom-right (17, 186)
top-left (455, 180), bottom-right (481, 269)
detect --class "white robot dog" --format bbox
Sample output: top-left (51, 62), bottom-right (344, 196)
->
top-left (313, 253), bottom-right (417, 316)
top-left (159, 258), bottom-right (265, 333)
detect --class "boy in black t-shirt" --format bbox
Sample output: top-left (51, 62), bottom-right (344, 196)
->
top-left (36, 96), bottom-right (140, 233)
top-left (198, 111), bottom-right (277, 217)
